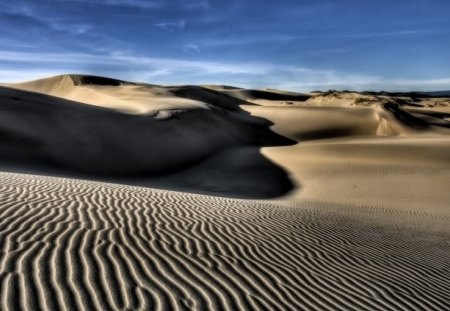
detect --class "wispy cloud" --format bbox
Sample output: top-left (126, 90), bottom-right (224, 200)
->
top-left (155, 20), bottom-right (186, 32)
top-left (0, 2), bottom-right (134, 55)
top-left (50, 20), bottom-right (91, 34)
top-left (0, 2), bottom-right (90, 35)
top-left (182, 0), bottom-right (211, 10)
top-left (0, 38), bottom-right (35, 49)
top-left (198, 35), bottom-right (296, 48)
top-left (56, 0), bottom-right (211, 10)
top-left (55, 0), bottom-right (164, 9)
top-left (0, 69), bottom-right (70, 83)
top-left (0, 50), bottom-right (266, 76)
top-left (1, 50), bottom-right (448, 92)
top-left (183, 43), bottom-right (201, 53)
top-left (273, 75), bottom-right (450, 92)
top-left (306, 48), bottom-right (348, 56)
top-left (195, 29), bottom-right (442, 49)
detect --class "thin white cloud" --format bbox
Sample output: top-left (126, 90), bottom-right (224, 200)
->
top-left (0, 50), bottom-right (267, 75)
top-left (0, 2), bottom-right (33, 16)
top-left (0, 38), bottom-right (35, 49)
top-left (56, 0), bottom-right (164, 9)
top-left (110, 52), bottom-right (266, 74)
top-left (197, 29), bottom-right (440, 49)
top-left (306, 48), bottom-right (348, 56)
top-left (56, 0), bottom-right (209, 10)
top-left (0, 69), bottom-right (69, 83)
top-left (182, 0), bottom-right (210, 10)
top-left (200, 35), bottom-right (296, 48)
top-left (155, 20), bottom-right (186, 32)
top-left (377, 78), bottom-right (450, 92)
top-left (96, 0), bottom-right (163, 8)
top-left (274, 76), bottom-right (450, 92)
top-left (0, 3), bottom-right (91, 35)
top-left (183, 43), bottom-right (201, 53)
top-left (0, 50), bottom-right (448, 92)
top-left (48, 20), bottom-right (91, 34)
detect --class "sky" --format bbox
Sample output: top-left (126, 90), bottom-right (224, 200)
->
top-left (0, 0), bottom-right (449, 91)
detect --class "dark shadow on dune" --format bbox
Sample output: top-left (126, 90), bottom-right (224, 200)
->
top-left (126, 147), bottom-right (295, 199)
top-left (245, 90), bottom-right (310, 101)
top-left (72, 75), bottom-right (128, 86)
top-left (170, 85), bottom-right (253, 111)
top-left (392, 104), bottom-right (450, 129)
top-left (0, 84), bottom-right (296, 199)
top-left (294, 128), bottom-right (360, 141)
top-left (384, 103), bottom-right (431, 128)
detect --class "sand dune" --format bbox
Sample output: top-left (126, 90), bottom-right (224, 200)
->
top-left (0, 79), bottom-right (294, 198)
top-left (0, 75), bottom-right (449, 310)
top-left (5, 75), bottom-right (255, 114)
top-left (5, 75), bottom-right (208, 115)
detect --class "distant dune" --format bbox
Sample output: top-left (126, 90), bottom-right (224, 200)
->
top-left (0, 75), bottom-right (449, 310)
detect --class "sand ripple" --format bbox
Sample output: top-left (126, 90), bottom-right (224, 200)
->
top-left (0, 172), bottom-right (449, 310)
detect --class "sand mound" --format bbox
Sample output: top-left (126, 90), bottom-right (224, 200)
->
top-left (304, 91), bottom-right (386, 107)
top-left (9, 75), bottom-right (288, 118)
top-left (7, 75), bottom-right (209, 115)
top-left (0, 83), bottom-right (294, 198)
top-left (0, 172), bottom-right (449, 310)
top-left (0, 86), bottom-right (292, 175)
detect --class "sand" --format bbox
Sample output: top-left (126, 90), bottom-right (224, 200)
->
top-left (0, 75), bottom-right (449, 310)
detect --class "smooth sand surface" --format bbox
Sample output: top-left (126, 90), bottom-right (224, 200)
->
top-left (0, 75), bottom-right (449, 310)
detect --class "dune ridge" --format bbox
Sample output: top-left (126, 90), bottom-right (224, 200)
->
top-left (5, 74), bottom-right (210, 115)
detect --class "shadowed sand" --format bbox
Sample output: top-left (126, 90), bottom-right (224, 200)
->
top-left (0, 75), bottom-right (296, 198)
top-left (0, 75), bottom-right (449, 310)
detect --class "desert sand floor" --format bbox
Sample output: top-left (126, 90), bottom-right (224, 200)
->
top-left (1, 172), bottom-right (449, 311)
top-left (0, 75), bottom-right (449, 310)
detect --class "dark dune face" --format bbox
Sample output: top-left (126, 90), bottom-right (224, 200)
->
top-left (245, 89), bottom-right (310, 101)
top-left (70, 74), bottom-right (129, 86)
top-left (140, 147), bottom-right (296, 198)
top-left (169, 85), bottom-right (251, 112)
top-left (0, 85), bottom-right (295, 198)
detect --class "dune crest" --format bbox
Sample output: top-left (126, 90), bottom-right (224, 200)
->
top-left (8, 74), bottom-right (208, 115)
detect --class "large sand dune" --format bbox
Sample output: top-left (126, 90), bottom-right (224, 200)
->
top-left (0, 76), bottom-right (295, 198)
top-left (0, 75), bottom-right (449, 310)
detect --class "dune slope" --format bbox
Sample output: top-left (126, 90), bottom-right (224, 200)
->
top-left (0, 81), bottom-right (295, 197)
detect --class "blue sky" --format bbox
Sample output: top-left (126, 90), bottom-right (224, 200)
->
top-left (1, 0), bottom-right (449, 91)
